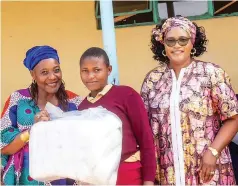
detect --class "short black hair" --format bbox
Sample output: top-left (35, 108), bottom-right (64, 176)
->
top-left (151, 18), bottom-right (208, 64)
top-left (80, 47), bottom-right (110, 67)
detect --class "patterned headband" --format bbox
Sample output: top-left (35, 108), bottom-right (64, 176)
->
top-left (152, 16), bottom-right (197, 45)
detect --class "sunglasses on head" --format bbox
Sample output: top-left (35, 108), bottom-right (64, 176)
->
top-left (164, 37), bottom-right (191, 47)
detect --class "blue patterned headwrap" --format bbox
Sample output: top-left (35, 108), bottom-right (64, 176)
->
top-left (23, 45), bottom-right (60, 70)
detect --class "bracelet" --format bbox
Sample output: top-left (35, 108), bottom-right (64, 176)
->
top-left (20, 130), bottom-right (30, 143)
top-left (208, 146), bottom-right (219, 158)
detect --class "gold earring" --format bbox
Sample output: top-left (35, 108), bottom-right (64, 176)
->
top-left (191, 48), bottom-right (196, 56)
top-left (162, 50), bottom-right (167, 57)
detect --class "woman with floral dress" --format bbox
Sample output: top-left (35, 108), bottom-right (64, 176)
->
top-left (141, 16), bottom-right (238, 185)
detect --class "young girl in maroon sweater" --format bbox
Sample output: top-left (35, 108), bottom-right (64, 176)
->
top-left (78, 47), bottom-right (156, 185)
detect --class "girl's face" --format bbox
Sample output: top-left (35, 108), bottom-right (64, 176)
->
top-left (80, 56), bottom-right (112, 93)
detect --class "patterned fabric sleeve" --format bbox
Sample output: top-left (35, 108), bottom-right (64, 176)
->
top-left (1, 93), bottom-right (21, 149)
top-left (1, 92), bottom-right (22, 179)
top-left (66, 90), bottom-right (83, 109)
top-left (210, 67), bottom-right (238, 121)
top-left (140, 73), bottom-right (152, 114)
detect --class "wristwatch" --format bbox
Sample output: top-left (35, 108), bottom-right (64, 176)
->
top-left (208, 147), bottom-right (219, 158)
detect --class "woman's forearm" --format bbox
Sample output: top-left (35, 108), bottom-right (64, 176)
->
top-left (1, 130), bottom-right (29, 155)
top-left (210, 115), bottom-right (238, 152)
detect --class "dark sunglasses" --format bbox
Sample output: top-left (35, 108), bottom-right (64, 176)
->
top-left (164, 37), bottom-right (191, 47)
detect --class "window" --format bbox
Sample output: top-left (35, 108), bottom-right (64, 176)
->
top-left (95, 0), bottom-right (238, 29)
top-left (213, 1), bottom-right (238, 16)
top-left (95, 0), bottom-right (158, 29)
top-left (157, 1), bottom-right (213, 20)
top-left (157, 0), bottom-right (238, 20)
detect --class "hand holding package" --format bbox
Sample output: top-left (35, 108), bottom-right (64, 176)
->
top-left (29, 104), bottom-right (122, 185)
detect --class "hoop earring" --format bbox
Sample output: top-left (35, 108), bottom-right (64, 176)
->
top-left (191, 48), bottom-right (196, 56)
top-left (32, 79), bottom-right (36, 84)
top-left (61, 79), bottom-right (65, 85)
top-left (162, 50), bottom-right (167, 57)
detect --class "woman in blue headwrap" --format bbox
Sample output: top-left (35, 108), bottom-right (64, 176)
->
top-left (1, 45), bottom-right (82, 185)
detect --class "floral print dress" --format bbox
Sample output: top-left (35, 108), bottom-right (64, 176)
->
top-left (141, 60), bottom-right (238, 185)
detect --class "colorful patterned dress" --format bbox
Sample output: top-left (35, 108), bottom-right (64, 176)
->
top-left (1, 88), bottom-right (82, 185)
top-left (140, 60), bottom-right (238, 185)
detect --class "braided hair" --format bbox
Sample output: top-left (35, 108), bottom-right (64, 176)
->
top-left (29, 80), bottom-right (69, 111)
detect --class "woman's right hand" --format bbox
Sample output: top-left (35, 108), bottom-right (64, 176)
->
top-left (34, 110), bottom-right (50, 123)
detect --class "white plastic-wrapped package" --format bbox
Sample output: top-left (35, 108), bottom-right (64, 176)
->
top-left (29, 106), bottom-right (122, 185)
